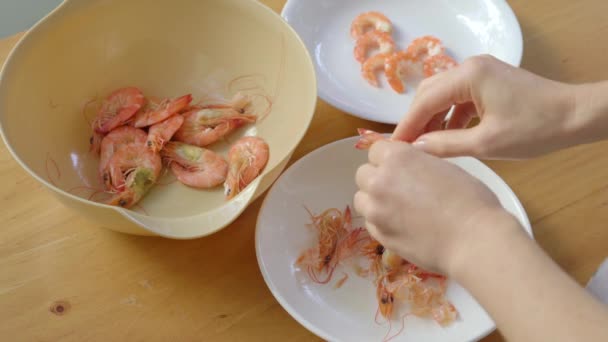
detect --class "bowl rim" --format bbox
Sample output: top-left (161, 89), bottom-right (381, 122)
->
top-left (0, 0), bottom-right (318, 236)
top-left (281, 0), bottom-right (524, 125)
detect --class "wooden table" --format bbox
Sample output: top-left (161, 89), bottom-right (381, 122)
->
top-left (1, 0), bottom-right (607, 340)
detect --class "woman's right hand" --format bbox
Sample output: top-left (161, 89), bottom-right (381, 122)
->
top-left (392, 54), bottom-right (588, 159)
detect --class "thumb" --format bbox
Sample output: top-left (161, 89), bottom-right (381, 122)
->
top-left (412, 127), bottom-right (483, 158)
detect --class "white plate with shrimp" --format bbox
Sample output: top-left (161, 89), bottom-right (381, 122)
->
top-left (281, 0), bottom-right (523, 124)
top-left (255, 135), bottom-right (533, 342)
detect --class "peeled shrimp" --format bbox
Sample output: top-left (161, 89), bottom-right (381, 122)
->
top-left (423, 54), bottom-right (458, 77)
top-left (160, 141), bottom-right (228, 188)
top-left (104, 144), bottom-right (162, 194)
top-left (92, 87), bottom-right (145, 134)
top-left (99, 126), bottom-right (148, 188)
top-left (385, 51), bottom-right (416, 94)
top-left (355, 128), bottom-right (385, 149)
top-left (133, 94), bottom-right (192, 128)
top-left (406, 35), bottom-right (445, 61)
top-left (146, 115), bottom-right (184, 153)
top-left (105, 144), bottom-right (162, 207)
top-left (362, 53), bottom-right (390, 87)
top-left (350, 11), bottom-right (392, 39)
top-left (354, 31), bottom-right (395, 63)
top-left (224, 136), bottom-right (269, 199)
top-left (174, 108), bottom-right (257, 147)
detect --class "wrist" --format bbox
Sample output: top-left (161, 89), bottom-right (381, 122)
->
top-left (447, 208), bottom-right (526, 283)
top-left (567, 82), bottom-right (608, 145)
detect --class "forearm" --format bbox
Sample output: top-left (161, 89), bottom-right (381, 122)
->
top-left (452, 210), bottom-right (608, 342)
top-left (569, 81), bottom-right (608, 146)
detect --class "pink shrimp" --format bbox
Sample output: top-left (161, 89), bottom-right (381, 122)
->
top-left (355, 128), bottom-right (386, 149)
top-left (406, 36), bottom-right (445, 61)
top-left (362, 53), bottom-right (391, 87)
top-left (99, 126), bottom-right (148, 188)
top-left (173, 108), bottom-right (257, 147)
top-left (104, 144), bottom-right (162, 194)
top-left (160, 141), bottom-right (228, 188)
top-left (224, 136), bottom-right (269, 199)
top-left (385, 51), bottom-right (416, 94)
top-left (133, 94), bottom-right (192, 128)
top-left (104, 145), bottom-right (162, 208)
top-left (423, 54), bottom-right (458, 77)
top-left (354, 31), bottom-right (396, 63)
top-left (351, 11), bottom-right (392, 39)
top-left (92, 87), bottom-right (145, 134)
top-left (146, 114), bottom-right (185, 153)
top-left (197, 92), bottom-right (251, 112)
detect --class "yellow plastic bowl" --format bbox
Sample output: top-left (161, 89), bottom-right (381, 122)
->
top-left (0, 0), bottom-right (316, 238)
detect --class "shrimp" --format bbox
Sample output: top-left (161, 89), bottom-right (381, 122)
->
top-left (423, 54), bottom-right (458, 77)
top-left (362, 53), bottom-right (390, 87)
top-left (355, 128), bottom-right (385, 149)
top-left (146, 114), bottom-right (185, 153)
top-left (133, 94), bottom-right (192, 128)
top-left (224, 136), bottom-right (269, 199)
top-left (160, 141), bottom-right (228, 188)
top-left (197, 92), bottom-right (251, 112)
top-left (104, 144), bottom-right (162, 194)
top-left (385, 51), bottom-right (416, 94)
top-left (174, 108), bottom-right (257, 147)
top-left (90, 131), bottom-right (105, 155)
top-left (354, 31), bottom-right (396, 63)
top-left (99, 126), bottom-right (148, 188)
top-left (406, 35), bottom-right (445, 61)
top-left (376, 275), bottom-right (396, 319)
top-left (91, 87), bottom-right (145, 134)
top-left (351, 11), bottom-right (392, 39)
top-left (106, 167), bottom-right (158, 209)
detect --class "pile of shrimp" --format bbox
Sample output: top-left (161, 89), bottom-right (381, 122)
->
top-left (86, 87), bottom-right (269, 209)
top-left (350, 11), bottom-right (459, 94)
top-left (295, 205), bottom-right (457, 341)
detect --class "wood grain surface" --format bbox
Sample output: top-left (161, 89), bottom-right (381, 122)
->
top-left (1, 0), bottom-right (607, 341)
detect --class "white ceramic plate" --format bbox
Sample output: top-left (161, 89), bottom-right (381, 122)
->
top-left (281, 0), bottom-right (523, 124)
top-left (256, 136), bottom-right (533, 342)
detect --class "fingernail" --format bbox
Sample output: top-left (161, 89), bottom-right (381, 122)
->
top-left (412, 139), bottom-right (426, 150)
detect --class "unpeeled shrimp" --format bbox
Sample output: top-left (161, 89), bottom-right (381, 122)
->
top-left (92, 86), bottom-right (145, 135)
top-left (146, 115), bottom-right (184, 153)
top-left (160, 141), bottom-right (228, 188)
top-left (224, 136), bottom-right (269, 199)
top-left (362, 53), bottom-right (390, 87)
top-left (406, 35), bottom-right (445, 61)
top-left (351, 11), bottom-right (392, 39)
top-left (354, 31), bottom-right (395, 63)
top-left (423, 54), bottom-right (458, 77)
top-left (385, 51), bottom-right (416, 94)
top-left (99, 126), bottom-right (148, 188)
top-left (133, 94), bottom-right (192, 127)
top-left (174, 108), bottom-right (257, 147)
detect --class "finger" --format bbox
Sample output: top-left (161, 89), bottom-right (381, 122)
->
top-left (363, 221), bottom-right (382, 242)
top-left (355, 163), bottom-right (377, 192)
top-left (392, 67), bottom-right (474, 142)
top-left (368, 139), bottom-right (393, 166)
top-left (446, 102), bottom-right (477, 130)
top-left (413, 126), bottom-right (483, 158)
top-left (353, 191), bottom-right (373, 218)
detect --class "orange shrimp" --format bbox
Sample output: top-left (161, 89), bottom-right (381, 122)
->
top-left (362, 53), bottom-right (390, 87)
top-left (423, 54), bottom-right (458, 77)
top-left (99, 126), bottom-right (148, 188)
top-left (355, 128), bottom-right (385, 149)
top-left (406, 36), bottom-right (445, 61)
top-left (376, 275), bottom-right (396, 319)
top-left (385, 51), bottom-right (416, 94)
top-left (354, 31), bottom-right (396, 63)
top-left (133, 94), bottom-right (192, 128)
top-left (174, 108), bottom-right (257, 147)
top-left (351, 11), bottom-right (392, 39)
top-left (104, 144), bottom-right (162, 194)
top-left (160, 141), bottom-right (228, 188)
top-left (224, 136), bottom-right (269, 199)
top-left (146, 114), bottom-right (185, 153)
top-left (92, 87), bottom-right (145, 134)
